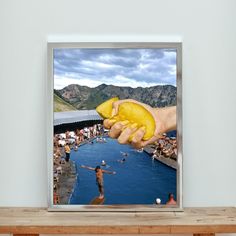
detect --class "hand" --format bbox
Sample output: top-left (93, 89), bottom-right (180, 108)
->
top-left (104, 99), bottom-right (176, 149)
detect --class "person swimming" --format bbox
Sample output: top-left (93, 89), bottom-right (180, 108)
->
top-left (96, 137), bottom-right (106, 143)
top-left (155, 198), bottom-right (161, 205)
top-left (101, 160), bottom-right (106, 166)
top-left (117, 158), bottom-right (126, 163)
top-left (74, 145), bottom-right (78, 151)
top-left (120, 151), bottom-right (128, 157)
top-left (137, 148), bottom-right (144, 153)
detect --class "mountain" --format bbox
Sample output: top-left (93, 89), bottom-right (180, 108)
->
top-left (55, 84), bottom-right (177, 110)
top-left (54, 93), bottom-right (77, 112)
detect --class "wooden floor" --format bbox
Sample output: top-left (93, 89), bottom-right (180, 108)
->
top-left (0, 207), bottom-right (235, 235)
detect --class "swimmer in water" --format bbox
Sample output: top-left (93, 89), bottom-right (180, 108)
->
top-left (120, 151), bottom-right (128, 157)
top-left (101, 160), bottom-right (106, 166)
top-left (117, 158), bottom-right (126, 163)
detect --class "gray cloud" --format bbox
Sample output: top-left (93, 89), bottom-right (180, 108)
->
top-left (54, 48), bottom-right (176, 88)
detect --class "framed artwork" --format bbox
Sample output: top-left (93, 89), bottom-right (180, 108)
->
top-left (47, 42), bottom-right (182, 211)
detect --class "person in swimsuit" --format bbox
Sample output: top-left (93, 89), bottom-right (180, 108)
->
top-left (117, 158), bottom-right (126, 163)
top-left (81, 165), bottom-right (116, 199)
top-left (64, 143), bottom-right (71, 162)
top-left (166, 193), bottom-right (177, 205)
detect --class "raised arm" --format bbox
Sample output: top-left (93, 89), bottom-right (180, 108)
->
top-left (102, 169), bottom-right (116, 174)
top-left (80, 165), bottom-right (95, 171)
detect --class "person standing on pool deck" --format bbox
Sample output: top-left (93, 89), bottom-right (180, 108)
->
top-left (64, 143), bottom-right (71, 162)
top-left (81, 165), bottom-right (116, 199)
top-left (166, 193), bottom-right (177, 205)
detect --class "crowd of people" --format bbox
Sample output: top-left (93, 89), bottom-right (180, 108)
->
top-left (151, 133), bottom-right (177, 161)
top-left (53, 123), bottom-right (106, 204)
top-left (54, 124), bottom-right (106, 147)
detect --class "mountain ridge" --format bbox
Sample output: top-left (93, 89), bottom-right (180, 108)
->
top-left (55, 83), bottom-right (177, 110)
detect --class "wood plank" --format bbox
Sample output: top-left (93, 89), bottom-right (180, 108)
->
top-left (193, 234), bottom-right (215, 236)
top-left (13, 234), bottom-right (39, 236)
top-left (2, 226), bottom-right (140, 234)
top-left (0, 207), bottom-right (235, 234)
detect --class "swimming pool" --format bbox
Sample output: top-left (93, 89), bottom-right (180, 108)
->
top-left (69, 137), bottom-right (176, 205)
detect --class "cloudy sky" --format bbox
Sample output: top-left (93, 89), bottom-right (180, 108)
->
top-left (54, 48), bottom-right (176, 89)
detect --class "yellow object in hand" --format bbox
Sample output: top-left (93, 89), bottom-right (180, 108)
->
top-left (96, 97), bottom-right (156, 141)
top-left (96, 97), bottom-right (119, 119)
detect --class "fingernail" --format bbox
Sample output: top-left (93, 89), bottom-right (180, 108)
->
top-left (112, 115), bottom-right (119, 120)
top-left (121, 125), bottom-right (128, 131)
top-left (130, 123), bottom-right (138, 129)
top-left (109, 119), bottom-right (116, 123)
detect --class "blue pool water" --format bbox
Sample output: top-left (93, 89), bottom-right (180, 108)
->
top-left (69, 137), bottom-right (176, 205)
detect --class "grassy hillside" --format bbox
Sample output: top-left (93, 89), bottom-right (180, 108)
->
top-left (54, 93), bottom-right (77, 112)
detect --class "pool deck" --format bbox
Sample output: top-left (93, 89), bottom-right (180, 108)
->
top-left (57, 138), bottom-right (98, 204)
top-left (57, 161), bottom-right (77, 204)
top-left (144, 146), bottom-right (178, 170)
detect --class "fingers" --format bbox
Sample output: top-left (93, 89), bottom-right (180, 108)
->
top-left (111, 101), bottom-right (119, 117)
top-left (130, 127), bottom-right (146, 149)
top-left (109, 120), bottom-right (129, 139)
top-left (140, 134), bottom-right (162, 147)
top-left (107, 120), bottom-right (152, 149)
top-left (117, 123), bottom-right (138, 144)
top-left (107, 121), bottom-right (160, 149)
top-left (105, 99), bottom-right (161, 148)
top-left (111, 107), bottom-right (117, 117)
top-left (103, 119), bottom-right (116, 129)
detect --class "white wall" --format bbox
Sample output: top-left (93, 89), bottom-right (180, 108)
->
top-left (0, 0), bottom-right (235, 208)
